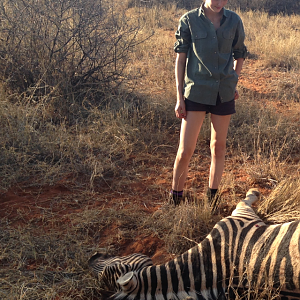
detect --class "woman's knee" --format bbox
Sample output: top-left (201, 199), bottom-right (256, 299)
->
top-left (210, 140), bottom-right (226, 158)
top-left (176, 147), bottom-right (194, 163)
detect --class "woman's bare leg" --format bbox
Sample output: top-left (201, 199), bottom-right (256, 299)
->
top-left (172, 111), bottom-right (206, 191)
top-left (209, 114), bottom-right (232, 189)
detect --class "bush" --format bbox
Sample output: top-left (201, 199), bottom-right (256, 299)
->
top-left (0, 0), bottom-right (143, 121)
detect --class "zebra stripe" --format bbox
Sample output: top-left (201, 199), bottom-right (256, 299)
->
top-left (290, 222), bottom-right (300, 289)
top-left (187, 248), bottom-right (196, 299)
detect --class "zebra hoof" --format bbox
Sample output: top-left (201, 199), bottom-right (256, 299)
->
top-left (244, 188), bottom-right (260, 206)
top-left (246, 188), bottom-right (260, 198)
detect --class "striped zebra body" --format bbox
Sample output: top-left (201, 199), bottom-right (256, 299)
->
top-left (91, 189), bottom-right (300, 300)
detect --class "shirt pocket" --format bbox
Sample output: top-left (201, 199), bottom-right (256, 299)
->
top-left (219, 30), bottom-right (235, 54)
top-left (192, 31), bottom-right (209, 54)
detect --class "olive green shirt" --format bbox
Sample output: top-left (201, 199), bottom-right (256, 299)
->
top-left (174, 6), bottom-right (247, 105)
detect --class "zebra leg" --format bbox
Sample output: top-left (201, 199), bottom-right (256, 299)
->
top-left (243, 188), bottom-right (260, 206)
top-left (231, 189), bottom-right (261, 218)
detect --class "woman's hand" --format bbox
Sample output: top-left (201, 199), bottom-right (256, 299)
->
top-left (175, 96), bottom-right (186, 119)
top-left (234, 89), bottom-right (239, 100)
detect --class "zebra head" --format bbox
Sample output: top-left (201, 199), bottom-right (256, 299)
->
top-left (88, 252), bottom-right (153, 293)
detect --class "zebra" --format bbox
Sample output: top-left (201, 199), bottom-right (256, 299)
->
top-left (89, 189), bottom-right (300, 300)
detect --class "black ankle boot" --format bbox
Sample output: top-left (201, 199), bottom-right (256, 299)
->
top-left (169, 190), bottom-right (183, 206)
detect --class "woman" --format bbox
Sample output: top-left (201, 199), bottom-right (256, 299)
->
top-left (171, 0), bottom-right (247, 207)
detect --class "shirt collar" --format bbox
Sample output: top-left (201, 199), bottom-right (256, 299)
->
top-left (223, 8), bottom-right (229, 18)
top-left (199, 3), bottom-right (205, 16)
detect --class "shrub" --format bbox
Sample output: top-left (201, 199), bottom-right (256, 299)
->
top-left (0, 0), bottom-right (144, 121)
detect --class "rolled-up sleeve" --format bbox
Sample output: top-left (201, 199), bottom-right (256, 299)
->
top-left (174, 15), bottom-right (191, 53)
top-left (232, 18), bottom-right (248, 59)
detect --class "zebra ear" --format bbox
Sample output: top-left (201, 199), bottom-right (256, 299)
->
top-left (117, 271), bottom-right (134, 285)
top-left (117, 271), bottom-right (137, 292)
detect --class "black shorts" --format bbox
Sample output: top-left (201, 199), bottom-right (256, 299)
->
top-left (185, 94), bottom-right (236, 116)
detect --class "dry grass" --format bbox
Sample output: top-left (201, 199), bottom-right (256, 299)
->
top-left (0, 190), bottom-right (215, 299)
top-left (1, 3), bottom-right (300, 190)
top-left (149, 199), bottom-right (219, 254)
top-left (240, 10), bottom-right (300, 70)
top-left (0, 192), bottom-right (154, 299)
top-left (258, 178), bottom-right (300, 223)
top-left (1, 1), bottom-right (300, 299)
